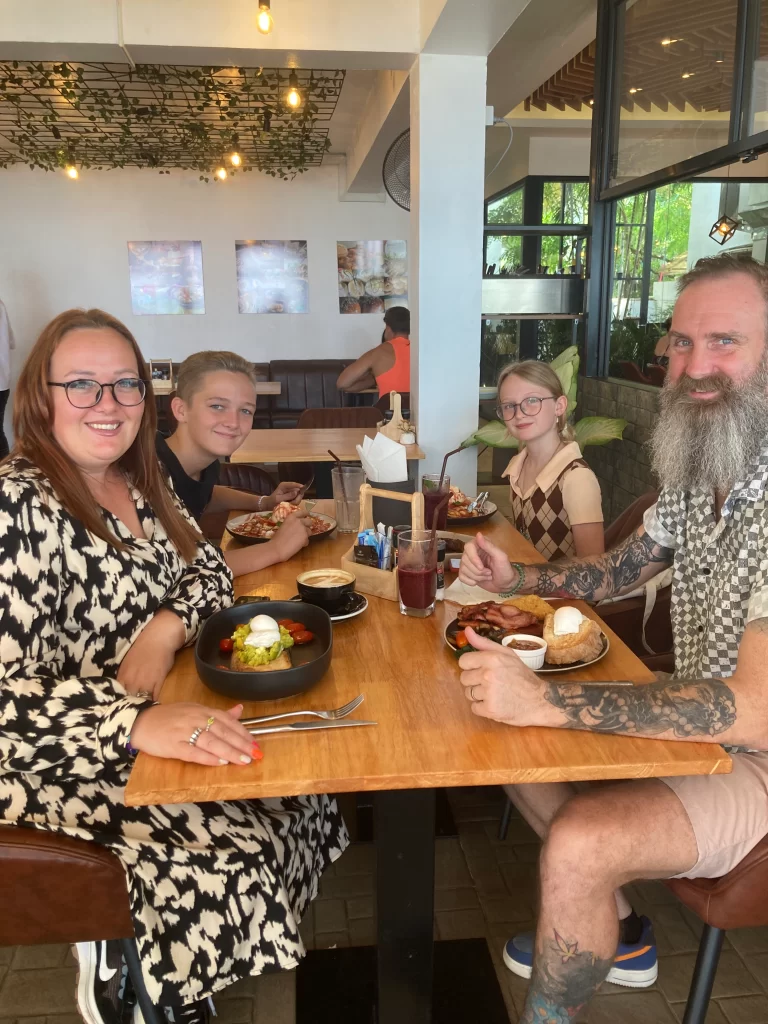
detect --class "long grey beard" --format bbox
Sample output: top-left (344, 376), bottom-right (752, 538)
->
top-left (649, 365), bottom-right (768, 493)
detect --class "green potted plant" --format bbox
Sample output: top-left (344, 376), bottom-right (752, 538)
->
top-left (461, 346), bottom-right (627, 450)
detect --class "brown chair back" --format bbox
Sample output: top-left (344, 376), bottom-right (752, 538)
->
top-left (0, 825), bottom-right (134, 945)
top-left (296, 407), bottom-right (381, 430)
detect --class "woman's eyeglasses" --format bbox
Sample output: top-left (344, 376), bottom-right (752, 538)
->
top-left (48, 378), bottom-right (147, 409)
top-left (496, 395), bottom-right (557, 420)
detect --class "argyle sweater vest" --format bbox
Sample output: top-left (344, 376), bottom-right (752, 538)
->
top-left (511, 458), bottom-right (589, 561)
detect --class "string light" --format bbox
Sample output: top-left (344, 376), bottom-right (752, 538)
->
top-left (256, 0), bottom-right (273, 34)
top-left (65, 165), bottom-right (78, 179)
top-left (229, 151), bottom-right (242, 167)
top-left (215, 166), bottom-right (228, 181)
top-left (286, 71), bottom-right (301, 109)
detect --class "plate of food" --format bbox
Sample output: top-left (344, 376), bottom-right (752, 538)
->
top-left (195, 599), bottom-right (332, 701)
top-left (444, 598), bottom-right (609, 673)
top-left (226, 503), bottom-right (337, 545)
top-left (447, 486), bottom-right (498, 525)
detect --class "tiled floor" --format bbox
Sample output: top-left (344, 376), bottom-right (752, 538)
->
top-left (3, 790), bottom-right (768, 1024)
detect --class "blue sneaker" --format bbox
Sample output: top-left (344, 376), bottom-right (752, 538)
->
top-left (502, 915), bottom-right (658, 989)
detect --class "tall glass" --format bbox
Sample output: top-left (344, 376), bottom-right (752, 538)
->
top-left (331, 465), bottom-right (365, 533)
top-left (422, 474), bottom-right (451, 532)
top-left (397, 530), bottom-right (437, 618)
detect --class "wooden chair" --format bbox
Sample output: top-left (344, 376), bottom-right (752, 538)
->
top-left (666, 834), bottom-right (768, 1023)
top-left (0, 825), bottom-right (163, 1023)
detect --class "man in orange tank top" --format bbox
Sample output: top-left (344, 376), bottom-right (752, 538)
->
top-left (336, 307), bottom-right (410, 400)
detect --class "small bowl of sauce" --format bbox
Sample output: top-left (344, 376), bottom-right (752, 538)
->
top-left (501, 633), bottom-right (548, 670)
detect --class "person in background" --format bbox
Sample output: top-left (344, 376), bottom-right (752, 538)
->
top-left (157, 351), bottom-right (311, 577)
top-left (336, 306), bottom-right (411, 399)
top-left (0, 308), bottom-right (347, 1024)
top-left (0, 298), bottom-right (15, 459)
top-left (498, 360), bottom-right (604, 559)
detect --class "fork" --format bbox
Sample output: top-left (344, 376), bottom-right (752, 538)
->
top-left (240, 694), bottom-right (364, 727)
top-left (468, 491), bottom-right (488, 513)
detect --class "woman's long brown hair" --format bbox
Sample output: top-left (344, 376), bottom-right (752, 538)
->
top-left (12, 308), bottom-right (201, 561)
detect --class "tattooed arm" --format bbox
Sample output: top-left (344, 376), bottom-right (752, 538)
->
top-left (458, 617), bottom-right (768, 749)
top-left (459, 526), bottom-right (673, 601)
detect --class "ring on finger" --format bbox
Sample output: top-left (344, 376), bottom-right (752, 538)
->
top-left (469, 684), bottom-right (483, 703)
top-left (188, 726), bottom-right (204, 746)
top-left (204, 716), bottom-right (215, 733)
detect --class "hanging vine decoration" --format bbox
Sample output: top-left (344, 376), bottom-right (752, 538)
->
top-left (0, 61), bottom-right (345, 181)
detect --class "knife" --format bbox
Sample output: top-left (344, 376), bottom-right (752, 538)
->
top-left (248, 719), bottom-right (377, 736)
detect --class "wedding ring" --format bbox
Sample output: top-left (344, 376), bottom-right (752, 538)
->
top-left (188, 726), bottom-right (204, 746)
top-left (469, 685), bottom-right (482, 703)
top-left (204, 716), bottom-right (215, 732)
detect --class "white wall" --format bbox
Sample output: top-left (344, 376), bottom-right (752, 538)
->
top-left (528, 134), bottom-right (590, 176)
top-left (0, 163), bottom-right (409, 379)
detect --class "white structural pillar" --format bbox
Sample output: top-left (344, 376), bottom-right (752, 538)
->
top-left (410, 53), bottom-right (487, 497)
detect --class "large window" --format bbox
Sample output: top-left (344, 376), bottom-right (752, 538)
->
top-left (609, 177), bottom-right (756, 383)
top-left (612, 0), bottom-right (738, 186)
top-left (484, 177), bottom-right (589, 277)
top-left (481, 318), bottom-right (583, 387)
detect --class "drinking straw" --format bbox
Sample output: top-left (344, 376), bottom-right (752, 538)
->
top-left (430, 493), bottom-right (451, 561)
top-left (328, 449), bottom-right (348, 505)
top-left (438, 447), bottom-right (463, 492)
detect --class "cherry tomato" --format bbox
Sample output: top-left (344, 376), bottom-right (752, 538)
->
top-left (285, 622), bottom-right (305, 635)
top-left (277, 619), bottom-right (294, 627)
top-left (219, 637), bottom-right (234, 653)
top-left (454, 631), bottom-right (469, 649)
top-left (292, 630), bottom-right (314, 645)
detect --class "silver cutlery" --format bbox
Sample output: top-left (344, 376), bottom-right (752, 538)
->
top-left (248, 719), bottom-right (377, 737)
top-left (467, 491), bottom-right (489, 513)
top-left (241, 694), bottom-right (364, 727)
top-left (303, 499), bottom-right (318, 514)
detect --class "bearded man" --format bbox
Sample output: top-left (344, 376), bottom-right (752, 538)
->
top-left (458, 252), bottom-right (768, 1024)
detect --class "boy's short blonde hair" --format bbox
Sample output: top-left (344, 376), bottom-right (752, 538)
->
top-left (175, 351), bottom-right (258, 403)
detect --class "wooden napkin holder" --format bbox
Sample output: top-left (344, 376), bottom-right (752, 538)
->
top-left (340, 483), bottom-right (425, 602)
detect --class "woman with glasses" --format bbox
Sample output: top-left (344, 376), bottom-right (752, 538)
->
top-left (0, 309), bottom-right (347, 1024)
top-left (495, 361), bottom-right (604, 559)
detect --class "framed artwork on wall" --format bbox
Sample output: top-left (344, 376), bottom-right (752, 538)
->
top-left (235, 239), bottom-right (309, 313)
top-left (127, 241), bottom-right (205, 315)
top-left (337, 240), bottom-right (408, 314)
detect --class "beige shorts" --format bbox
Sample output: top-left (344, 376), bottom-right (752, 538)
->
top-left (660, 751), bottom-right (768, 879)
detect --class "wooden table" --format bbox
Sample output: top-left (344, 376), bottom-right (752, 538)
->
top-left (126, 507), bottom-right (729, 1023)
top-left (230, 427), bottom-right (425, 464)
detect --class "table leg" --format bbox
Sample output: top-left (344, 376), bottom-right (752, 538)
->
top-left (375, 788), bottom-right (436, 1024)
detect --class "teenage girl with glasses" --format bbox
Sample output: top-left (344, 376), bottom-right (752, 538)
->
top-left (495, 360), bottom-right (605, 559)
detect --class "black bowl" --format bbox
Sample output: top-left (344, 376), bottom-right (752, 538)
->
top-left (296, 569), bottom-right (356, 613)
top-left (195, 599), bottom-right (332, 701)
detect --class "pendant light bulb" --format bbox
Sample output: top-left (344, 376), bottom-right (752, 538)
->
top-left (256, 1), bottom-right (273, 34)
top-left (65, 164), bottom-right (79, 180)
top-left (215, 166), bottom-right (228, 181)
top-left (229, 151), bottom-right (242, 167)
top-left (286, 71), bottom-right (301, 109)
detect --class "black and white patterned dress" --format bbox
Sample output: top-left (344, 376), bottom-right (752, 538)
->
top-left (0, 459), bottom-right (348, 1006)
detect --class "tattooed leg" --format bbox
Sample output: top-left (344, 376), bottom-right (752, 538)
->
top-left (521, 779), bottom-right (699, 1022)
top-left (521, 927), bottom-right (614, 1023)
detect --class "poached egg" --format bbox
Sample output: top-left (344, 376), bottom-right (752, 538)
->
top-left (553, 606), bottom-right (585, 636)
top-left (244, 614), bottom-right (281, 649)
